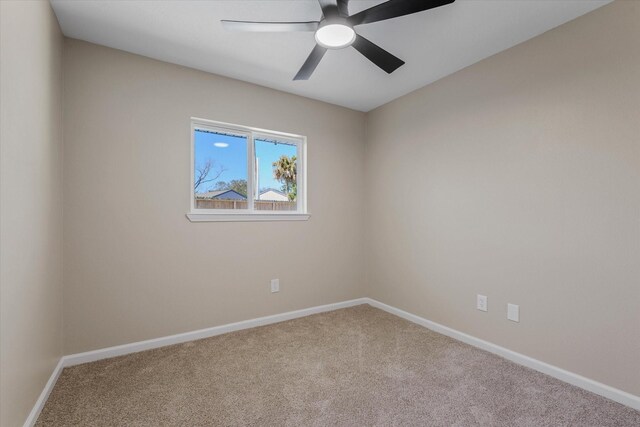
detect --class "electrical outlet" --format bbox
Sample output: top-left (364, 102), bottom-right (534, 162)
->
top-left (477, 294), bottom-right (488, 312)
top-left (270, 279), bottom-right (280, 293)
top-left (507, 303), bottom-right (519, 322)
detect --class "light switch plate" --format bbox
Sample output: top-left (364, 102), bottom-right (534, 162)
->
top-left (507, 303), bottom-right (519, 322)
top-left (270, 279), bottom-right (279, 293)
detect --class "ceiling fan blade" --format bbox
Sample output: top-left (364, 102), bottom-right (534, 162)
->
top-left (336, 0), bottom-right (350, 17)
top-left (318, 0), bottom-right (349, 18)
top-left (352, 34), bottom-right (404, 74)
top-left (221, 20), bottom-right (319, 32)
top-left (348, 0), bottom-right (454, 26)
top-left (318, 0), bottom-right (339, 19)
top-left (294, 45), bottom-right (328, 80)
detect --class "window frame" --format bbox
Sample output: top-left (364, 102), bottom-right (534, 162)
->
top-left (187, 117), bottom-right (309, 222)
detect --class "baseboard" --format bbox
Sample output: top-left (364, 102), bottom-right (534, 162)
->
top-left (25, 296), bottom-right (639, 426)
top-left (24, 297), bottom-right (368, 426)
top-left (62, 298), bottom-right (368, 367)
top-left (364, 297), bottom-right (640, 411)
top-left (23, 358), bottom-right (65, 427)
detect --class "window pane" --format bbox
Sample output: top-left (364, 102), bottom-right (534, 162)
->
top-left (254, 138), bottom-right (297, 211)
top-left (194, 129), bottom-right (248, 210)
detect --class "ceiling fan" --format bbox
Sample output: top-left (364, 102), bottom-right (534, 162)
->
top-left (221, 0), bottom-right (455, 80)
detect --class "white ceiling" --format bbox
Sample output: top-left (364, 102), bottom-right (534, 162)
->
top-left (50, 0), bottom-right (610, 112)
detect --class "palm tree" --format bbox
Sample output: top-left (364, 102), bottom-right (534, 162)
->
top-left (273, 155), bottom-right (297, 200)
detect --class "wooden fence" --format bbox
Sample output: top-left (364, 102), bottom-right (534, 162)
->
top-left (195, 199), bottom-right (296, 211)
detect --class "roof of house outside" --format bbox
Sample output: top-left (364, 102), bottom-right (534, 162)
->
top-left (195, 189), bottom-right (246, 200)
top-left (259, 188), bottom-right (287, 197)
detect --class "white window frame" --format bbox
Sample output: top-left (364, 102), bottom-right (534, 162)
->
top-left (187, 117), bottom-right (309, 222)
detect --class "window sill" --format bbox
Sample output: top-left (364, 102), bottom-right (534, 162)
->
top-left (186, 213), bottom-right (311, 222)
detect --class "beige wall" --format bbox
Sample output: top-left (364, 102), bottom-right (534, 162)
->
top-left (365, 0), bottom-right (640, 396)
top-left (63, 40), bottom-right (366, 354)
top-left (0, 1), bottom-right (64, 426)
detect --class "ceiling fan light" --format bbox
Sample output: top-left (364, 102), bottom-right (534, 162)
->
top-left (315, 24), bottom-right (355, 49)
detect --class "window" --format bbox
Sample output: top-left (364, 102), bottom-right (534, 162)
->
top-left (188, 118), bottom-right (308, 222)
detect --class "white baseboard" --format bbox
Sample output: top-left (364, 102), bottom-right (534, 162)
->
top-left (24, 298), bottom-right (367, 426)
top-left (62, 298), bottom-right (368, 367)
top-left (25, 296), bottom-right (639, 426)
top-left (23, 358), bottom-right (65, 427)
top-left (364, 297), bottom-right (640, 412)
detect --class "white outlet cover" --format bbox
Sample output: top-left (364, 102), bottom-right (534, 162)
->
top-left (477, 294), bottom-right (488, 312)
top-left (507, 303), bottom-right (519, 322)
top-left (270, 279), bottom-right (280, 293)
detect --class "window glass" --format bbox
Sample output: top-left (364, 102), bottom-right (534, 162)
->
top-left (190, 119), bottom-right (306, 218)
top-left (254, 138), bottom-right (297, 211)
top-left (193, 129), bottom-right (248, 210)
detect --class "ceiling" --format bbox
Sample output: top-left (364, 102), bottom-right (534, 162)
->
top-left (50, 0), bottom-right (610, 112)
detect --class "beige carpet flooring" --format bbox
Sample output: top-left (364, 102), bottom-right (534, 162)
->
top-left (37, 305), bottom-right (640, 426)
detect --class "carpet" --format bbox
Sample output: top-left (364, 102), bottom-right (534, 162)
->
top-left (37, 305), bottom-right (640, 426)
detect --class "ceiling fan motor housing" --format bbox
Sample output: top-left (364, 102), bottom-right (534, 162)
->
top-left (314, 18), bottom-right (356, 49)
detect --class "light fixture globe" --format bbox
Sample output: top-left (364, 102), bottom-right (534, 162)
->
top-left (314, 22), bottom-right (356, 49)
